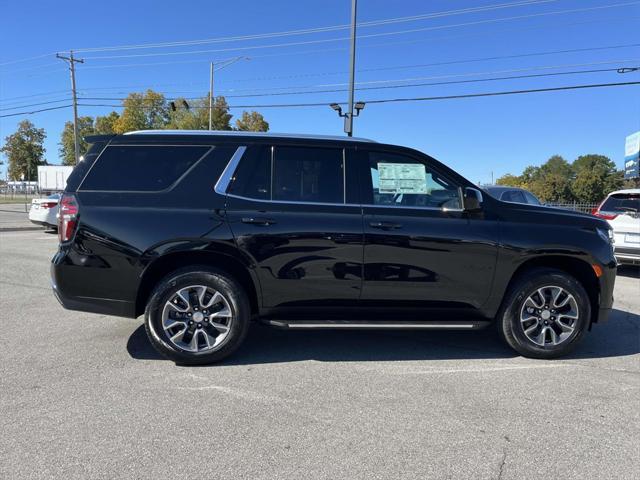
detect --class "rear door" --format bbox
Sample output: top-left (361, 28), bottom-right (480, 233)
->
top-left (224, 143), bottom-right (364, 309)
top-left (358, 148), bottom-right (499, 311)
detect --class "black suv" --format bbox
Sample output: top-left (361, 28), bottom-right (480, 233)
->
top-left (52, 131), bottom-right (616, 364)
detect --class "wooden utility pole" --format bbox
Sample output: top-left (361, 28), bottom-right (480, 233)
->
top-left (56, 51), bottom-right (84, 163)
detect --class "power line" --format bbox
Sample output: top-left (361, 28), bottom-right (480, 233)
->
top-left (75, 81), bottom-right (640, 110)
top-left (77, 2), bottom-right (640, 61)
top-left (73, 0), bottom-right (561, 54)
top-left (0, 104), bottom-right (72, 118)
top-left (0, 0), bottom-right (559, 66)
top-left (75, 63), bottom-right (638, 102)
top-left (0, 98), bottom-right (71, 112)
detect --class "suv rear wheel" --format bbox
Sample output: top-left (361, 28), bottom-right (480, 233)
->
top-left (497, 267), bottom-right (591, 359)
top-left (144, 267), bottom-right (250, 365)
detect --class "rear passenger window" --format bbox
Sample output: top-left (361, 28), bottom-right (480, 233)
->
top-left (80, 145), bottom-right (209, 191)
top-left (230, 145), bottom-right (345, 204)
top-left (273, 146), bottom-right (344, 203)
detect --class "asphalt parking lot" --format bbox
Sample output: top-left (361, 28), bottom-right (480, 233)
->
top-left (1, 230), bottom-right (638, 480)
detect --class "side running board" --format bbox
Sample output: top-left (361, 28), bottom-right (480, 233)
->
top-left (262, 320), bottom-right (490, 330)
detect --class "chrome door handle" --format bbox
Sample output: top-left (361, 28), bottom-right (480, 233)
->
top-left (242, 217), bottom-right (276, 226)
top-left (369, 221), bottom-right (402, 230)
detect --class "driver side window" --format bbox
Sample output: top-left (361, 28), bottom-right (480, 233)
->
top-left (367, 152), bottom-right (461, 209)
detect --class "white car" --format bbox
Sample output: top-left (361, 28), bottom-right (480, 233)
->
top-left (593, 189), bottom-right (640, 265)
top-left (28, 194), bottom-right (61, 229)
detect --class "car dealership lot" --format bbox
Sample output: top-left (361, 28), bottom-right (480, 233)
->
top-left (0, 230), bottom-right (638, 480)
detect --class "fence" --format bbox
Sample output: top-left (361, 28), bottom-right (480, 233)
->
top-left (546, 202), bottom-right (598, 214)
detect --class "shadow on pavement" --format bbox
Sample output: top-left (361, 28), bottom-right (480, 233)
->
top-left (126, 308), bottom-right (639, 365)
top-left (617, 265), bottom-right (639, 279)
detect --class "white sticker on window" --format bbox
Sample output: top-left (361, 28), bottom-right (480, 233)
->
top-left (377, 163), bottom-right (427, 194)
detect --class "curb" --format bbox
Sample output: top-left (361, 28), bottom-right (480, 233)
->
top-left (0, 226), bottom-right (46, 232)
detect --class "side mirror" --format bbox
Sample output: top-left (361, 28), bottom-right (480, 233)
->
top-left (463, 187), bottom-right (483, 212)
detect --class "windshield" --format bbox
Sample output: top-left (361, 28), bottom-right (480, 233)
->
top-left (601, 193), bottom-right (640, 213)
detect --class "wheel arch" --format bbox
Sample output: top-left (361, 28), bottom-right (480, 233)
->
top-left (505, 255), bottom-right (600, 324)
top-left (135, 250), bottom-right (260, 318)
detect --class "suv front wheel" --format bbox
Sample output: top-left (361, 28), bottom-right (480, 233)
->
top-left (144, 267), bottom-right (250, 365)
top-left (498, 268), bottom-right (591, 359)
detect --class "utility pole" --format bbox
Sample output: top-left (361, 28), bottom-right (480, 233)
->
top-left (56, 51), bottom-right (84, 163)
top-left (209, 62), bottom-right (214, 130)
top-left (345, 0), bottom-right (358, 137)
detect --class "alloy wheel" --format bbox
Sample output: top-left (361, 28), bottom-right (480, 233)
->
top-left (161, 285), bottom-right (233, 353)
top-left (519, 285), bottom-right (579, 347)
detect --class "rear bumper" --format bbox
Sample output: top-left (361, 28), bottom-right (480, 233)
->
top-left (51, 258), bottom-right (136, 318)
top-left (614, 246), bottom-right (640, 266)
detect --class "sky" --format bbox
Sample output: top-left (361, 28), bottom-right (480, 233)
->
top-left (1, 0), bottom-right (639, 184)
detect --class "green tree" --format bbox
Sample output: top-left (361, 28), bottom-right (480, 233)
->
top-left (571, 154), bottom-right (623, 202)
top-left (235, 111), bottom-right (269, 132)
top-left (95, 111), bottom-right (120, 134)
top-left (59, 116), bottom-right (95, 165)
top-left (166, 95), bottom-right (233, 131)
top-left (496, 173), bottom-right (525, 188)
top-left (209, 96), bottom-right (232, 130)
top-left (1, 120), bottom-right (46, 180)
top-left (530, 155), bottom-right (574, 202)
top-left (113, 90), bottom-right (170, 133)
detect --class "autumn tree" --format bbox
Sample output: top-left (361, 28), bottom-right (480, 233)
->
top-left (1, 120), bottom-right (46, 180)
top-left (113, 90), bottom-right (170, 133)
top-left (95, 111), bottom-right (120, 134)
top-left (235, 111), bottom-right (269, 132)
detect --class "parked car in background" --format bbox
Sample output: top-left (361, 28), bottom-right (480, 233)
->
top-left (483, 185), bottom-right (542, 205)
top-left (28, 193), bottom-right (61, 229)
top-left (592, 189), bottom-right (640, 265)
top-left (50, 131), bottom-right (616, 365)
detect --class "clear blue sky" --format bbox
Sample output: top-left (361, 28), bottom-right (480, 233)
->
top-left (1, 0), bottom-right (639, 184)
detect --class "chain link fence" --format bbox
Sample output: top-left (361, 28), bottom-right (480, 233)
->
top-left (545, 202), bottom-right (598, 214)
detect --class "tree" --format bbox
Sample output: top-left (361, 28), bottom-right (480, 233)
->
top-left (59, 116), bottom-right (95, 165)
top-left (113, 90), bottom-right (170, 133)
top-left (235, 111), bottom-right (269, 132)
top-left (209, 96), bottom-right (233, 131)
top-left (529, 155), bottom-right (574, 202)
top-left (95, 111), bottom-right (120, 134)
top-left (1, 120), bottom-right (46, 180)
top-left (571, 154), bottom-right (623, 202)
top-left (496, 173), bottom-right (526, 188)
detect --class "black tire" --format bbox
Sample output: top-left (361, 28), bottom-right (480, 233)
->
top-left (144, 267), bottom-right (250, 365)
top-left (497, 267), bottom-right (591, 359)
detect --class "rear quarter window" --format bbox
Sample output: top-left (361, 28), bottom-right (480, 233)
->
top-left (79, 145), bottom-right (210, 192)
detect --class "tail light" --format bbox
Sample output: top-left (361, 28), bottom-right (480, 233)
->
top-left (41, 202), bottom-right (58, 209)
top-left (58, 194), bottom-right (79, 242)
top-left (591, 201), bottom-right (617, 220)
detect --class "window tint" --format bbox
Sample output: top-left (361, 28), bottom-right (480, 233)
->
top-left (273, 146), bottom-right (344, 203)
top-left (80, 145), bottom-right (209, 191)
top-left (228, 145), bottom-right (271, 200)
top-left (367, 152), bottom-right (460, 209)
top-left (501, 190), bottom-right (526, 204)
top-left (601, 193), bottom-right (640, 213)
top-left (523, 191), bottom-right (541, 205)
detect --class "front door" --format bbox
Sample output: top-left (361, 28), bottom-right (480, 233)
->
top-left (224, 143), bottom-right (364, 309)
top-left (359, 148), bottom-right (498, 312)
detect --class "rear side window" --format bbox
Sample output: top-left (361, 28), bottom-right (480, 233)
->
top-left (501, 190), bottom-right (526, 204)
top-left (601, 193), bottom-right (640, 213)
top-left (80, 145), bottom-right (209, 192)
top-left (273, 146), bottom-right (344, 203)
top-left (230, 145), bottom-right (345, 204)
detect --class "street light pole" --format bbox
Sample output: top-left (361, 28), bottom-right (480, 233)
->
top-left (345, 0), bottom-right (358, 137)
top-left (209, 62), bottom-right (214, 130)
